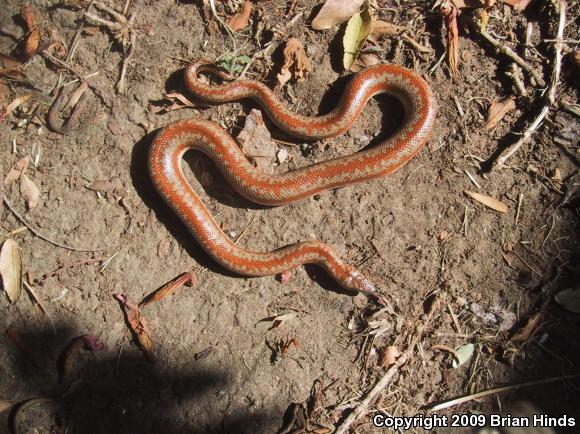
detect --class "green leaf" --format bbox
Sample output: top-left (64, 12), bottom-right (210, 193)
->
top-left (342, 0), bottom-right (372, 70)
top-left (452, 343), bottom-right (475, 368)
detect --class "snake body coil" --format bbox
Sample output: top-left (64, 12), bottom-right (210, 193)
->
top-left (149, 63), bottom-right (437, 295)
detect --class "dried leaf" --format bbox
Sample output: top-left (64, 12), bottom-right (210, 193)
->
top-left (277, 38), bottom-right (311, 86)
top-left (343, 1), bottom-right (372, 70)
top-left (0, 53), bottom-right (24, 70)
top-left (23, 27), bottom-right (41, 59)
top-left (0, 94), bottom-right (30, 121)
top-left (257, 312), bottom-right (297, 330)
top-left (484, 96), bottom-right (516, 129)
top-left (20, 174), bottom-right (40, 209)
top-left (60, 334), bottom-right (105, 385)
top-left (464, 190), bottom-right (508, 213)
top-left (20, 5), bottom-right (37, 31)
top-left (114, 293), bottom-right (154, 360)
top-left (165, 92), bottom-right (195, 107)
top-left (371, 20), bottom-right (406, 37)
top-left (452, 343), bottom-right (474, 368)
top-left (349, 53), bottom-right (380, 72)
top-left (555, 288), bottom-right (580, 314)
top-left (0, 239), bottom-right (23, 303)
top-left (379, 345), bottom-right (400, 367)
top-left (4, 156), bottom-right (30, 185)
top-left (312, 0), bottom-right (365, 30)
top-left (511, 312), bottom-right (541, 342)
top-left (236, 109), bottom-right (277, 172)
top-left (227, 0), bottom-right (252, 31)
top-left (441, 4), bottom-right (460, 80)
top-left (139, 270), bottom-right (197, 307)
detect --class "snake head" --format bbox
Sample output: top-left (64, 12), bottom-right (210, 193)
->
top-left (343, 267), bottom-right (389, 306)
top-left (344, 268), bottom-right (376, 294)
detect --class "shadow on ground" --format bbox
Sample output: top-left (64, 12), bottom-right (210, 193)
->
top-left (1, 320), bottom-right (276, 434)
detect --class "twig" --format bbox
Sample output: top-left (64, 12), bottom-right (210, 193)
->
top-left (47, 82), bottom-right (89, 134)
top-left (117, 29), bottom-right (136, 94)
top-left (334, 293), bottom-right (443, 434)
top-left (239, 11), bottom-right (303, 78)
top-left (426, 373), bottom-right (580, 411)
top-left (3, 197), bottom-right (107, 252)
top-left (479, 29), bottom-right (546, 87)
top-left (491, 0), bottom-right (566, 170)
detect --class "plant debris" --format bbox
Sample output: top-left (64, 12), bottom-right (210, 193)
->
top-left (464, 190), bottom-right (508, 213)
top-left (277, 38), bottom-right (311, 86)
top-left (114, 293), bottom-right (154, 360)
top-left (0, 238), bottom-right (23, 303)
top-left (311, 0), bottom-right (365, 30)
top-left (139, 269), bottom-right (198, 307)
top-left (342, 1), bottom-right (372, 70)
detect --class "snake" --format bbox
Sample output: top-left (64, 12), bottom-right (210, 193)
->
top-left (149, 62), bottom-right (437, 298)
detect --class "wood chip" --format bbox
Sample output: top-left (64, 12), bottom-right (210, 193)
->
top-left (464, 190), bottom-right (508, 213)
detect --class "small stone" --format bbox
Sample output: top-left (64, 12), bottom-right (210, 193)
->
top-left (276, 148), bottom-right (288, 164)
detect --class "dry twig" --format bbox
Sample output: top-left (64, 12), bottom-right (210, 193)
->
top-left (334, 293), bottom-right (443, 434)
top-left (3, 197), bottom-right (107, 252)
top-left (491, 0), bottom-right (566, 170)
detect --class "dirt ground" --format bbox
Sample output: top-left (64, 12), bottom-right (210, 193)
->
top-left (0, 0), bottom-right (579, 433)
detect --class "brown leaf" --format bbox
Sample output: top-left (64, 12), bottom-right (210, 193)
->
top-left (236, 109), bottom-right (277, 172)
top-left (349, 53), bottom-right (380, 72)
top-left (464, 190), bottom-right (508, 213)
top-left (23, 27), bottom-right (41, 59)
top-left (20, 5), bottom-right (37, 31)
top-left (20, 174), bottom-right (40, 209)
top-left (511, 312), bottom-right (541, 342)
top-left (379, 345), bottom-right (400, 367)
top-left (441, 4), bottom-right (460, 80)
top-left (60, 334), bottom-right (105, 385)
top-left (139, 270), bottom-right (198, 307)
top-left (484, 96), bottom-right (516, 129)
top-left (312, 0), bottom-right (365, 30)
top-left (227, 0), bottom-right (252, 31)
top-left (371, 19), bottom-right (406, 37)
top-left (114, 293), bottom-right (154, 360)
top-left (0, 239), bottom-right (23, 303)
top-left (0, 53), bottom-right (24, 70)
top-left (4, 156), bottom-right (30, 185)
top-left (277, 38), bottom-right (311, 86)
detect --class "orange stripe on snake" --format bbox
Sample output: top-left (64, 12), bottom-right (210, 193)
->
top-left (149, 62), bottom-right (437, 298)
